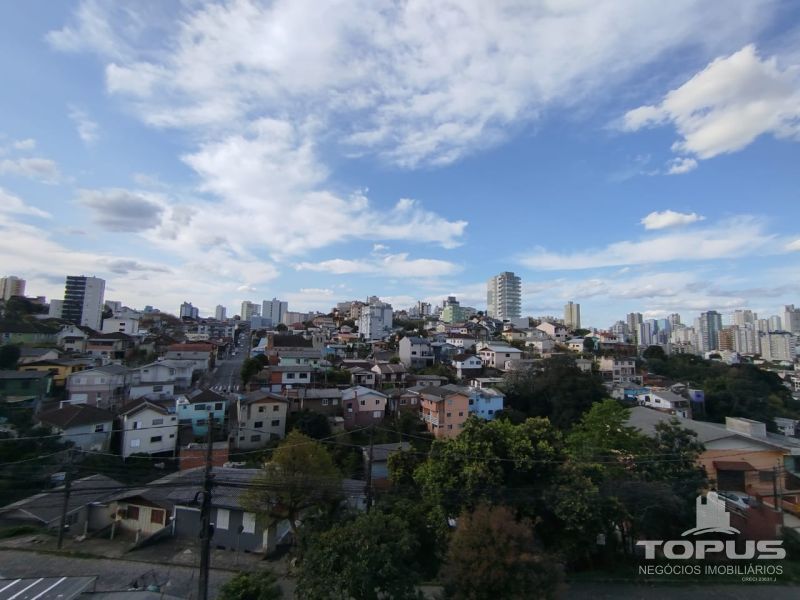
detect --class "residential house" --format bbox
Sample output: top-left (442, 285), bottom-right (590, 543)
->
top-left (0, 321), bottom-right (58, 346)
top-left (128, 360), bottom-right (192, 400)
top-left (286, 388), bottom-right (342, 415)
top-left (460, 383), bottom-right (505, 420)
top-left (85, 332), bottom-right (134, 360)
top-left (364, 442), bottom-right (411, 481)
top-left (501, 328), bottom-right (528, 344)
top-left (597, 357), bottom-right (641, 384)
top-left (452, 354), bottom-right (483, 380)
top-left (629, 408), bottom-right (800, 506)
top-left (345, 366), bottom-right (377, 388)
top-left (575, 358), bottom-right (594, 373)
top-left (536, 322), bottom-right (568, 343)
top-left (164, 343), bottom-right (215, 373)
top-left (56, 324), bottom-right (93, 353)
top-left (275, 349), bottom-right (325, 368)
top-left (176, 389), bottom-right (228, 437)
top-left (17, 347), bottom-right (60, 365)
top-left (430, 341), bottom-right (459, 364)
top-left (567, 338), bottom-right (587, 352)
top-left (66, 365), bottom-right (131, 411)
top-left (101, 317), bottom-right (140, 335)
top-left (419, 386), bottom-right (470, 438)
top-left (341, 386), bottom-right (387, 428)
top-left (119, 399), bottom-right (178, 458)
top-left (233, 390), bottom-right (289, 450)
top-left (636, 389), bottom-right (692, 418)
top-left (37, 404), bottom-right (115, 451)
top-left (0, 474), bottom-right (122, 532)
top-left (387, 388), bottom-right (421, 417)
top-left (477, 343), bottom-right (523, 370)
top-left (444, 333), bottom-right (476, 350)
top-left (0, 370), bottom-right (53, 410)
top-left (526, 339), bottom-right (555, 354)
top-left (254, 365), bottom-right (313, 392)
top-left (398, 336), bottom-right (434, 369)
top-left (20, 358), bottom-right (91, 388)
top-left (371, 363), bottom-right (407, 387)
top-left (405, 374), bottom-right (448, 387)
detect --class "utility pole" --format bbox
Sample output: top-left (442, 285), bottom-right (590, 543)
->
top-left (197, 413), bottom-right (215, 600)
top-left (365, 424), bottom-right (375, 513)
top-left (774, 464), bottom-right (783, 513)
top-left (57, 449), bottom-right (73, 550)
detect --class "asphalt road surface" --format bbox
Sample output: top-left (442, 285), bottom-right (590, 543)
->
top-left (0, 549), bottom-right (236, 599)
top-left (209, 356), bottom-right (244, 392)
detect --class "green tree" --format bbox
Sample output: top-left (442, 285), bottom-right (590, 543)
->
top-left (240, 357), bottom-right (262, 385)
top-left (414, 417), bottom-right (562, 518)
top-left (440, 505), bottom-right (563, 600)
top-left (566, 400), bottom-right (647, 471)
top-left (290, 410), bottom-right (332, 439)
top-left (217, 570), bottom-right (282, 600)
top-left (243, 431), bottom-right (341, 537)
top-left (642, 345), bottom-right (666, 360)
top-left (296, 511), bottom-right (422, 600)
top-left (0, 344), bottom-right (20, 369)
top-left (275, 323), bottom-right (288, 332)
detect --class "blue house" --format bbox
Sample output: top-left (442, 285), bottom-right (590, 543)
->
top-left (442, 384), bottom-right (505, 421)
top-left (176, 389), bottom-right (228, 437)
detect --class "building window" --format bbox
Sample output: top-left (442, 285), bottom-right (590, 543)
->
top-left (258, 406), bottom-right (265, 413)
top-left (254, 421), bottom-right (263, 428)
top-left (458, 412), bottom-right (463, 417)
top-left (322, 399), bottom-right (329, 406)
top-left (153, 385), bottom-right (163, 392)
top-left (130, 439), bottom-right (140, 448)
top-left (150, 509), bottom-right (165, 525)
top-left (373, 411), bottom-right (382, 418)
top-left (299, 373), bottom-right (308, 379)
top-left (400, 398), bottom-right (407, 405)
top-left (446, 412), bottom-right (451, 417)
top-left (94, 424), bottom-right (104, 433)
top-left (132, 421), bottom-right (140, 430)
top-left (215, 508), bottom-right (229, 530)
top-left (360, 400), bottom-right (365, 406)
top-left (287, 373), bottom-right (295, 379)
top-left (411, 398), bottom-right (417, 405)
top-left (272, 404), bottom-right (280, 411)
top-left (169, 434), bottom-right (175, 438)
top-left (126, 505), bottom-right (140, 520)
top-left (152, 418), bottom-right (164, 426)
top-left (195, 404), bottom-right (206, 411)
top-left (271, 419), bottom-right (280, 427)
top-left (242, 512), bottom-right (256, 534)
top-left (250, 435), bottom-right (262, 442)
top-left (150, 436), bottom-right (162, 443)
top-left (215, 403), bottom-right (223, 410)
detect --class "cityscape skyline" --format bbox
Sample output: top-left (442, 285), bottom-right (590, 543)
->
top-left (1, 2), bottom-right (799, 327)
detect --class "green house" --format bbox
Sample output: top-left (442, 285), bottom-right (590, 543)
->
top-left (0, 370), bottom-right (54, 410)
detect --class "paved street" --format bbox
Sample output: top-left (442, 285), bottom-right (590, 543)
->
top-left (209, 356), bottom-right (244, 391)
top-left (0, 548), bottom-right (237, 599)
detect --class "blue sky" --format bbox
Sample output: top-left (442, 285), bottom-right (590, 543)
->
top-left (0, 0), bottom-right (799, 327)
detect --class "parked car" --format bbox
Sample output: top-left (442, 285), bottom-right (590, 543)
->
top-left (717, 490), bottom-right (752, 510)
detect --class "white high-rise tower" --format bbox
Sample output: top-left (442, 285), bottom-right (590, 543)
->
top-left (486, 271), bottom-right (521, 320)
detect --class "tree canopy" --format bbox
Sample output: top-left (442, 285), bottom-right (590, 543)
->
top-left (217, 571), bottom-right (282, 600)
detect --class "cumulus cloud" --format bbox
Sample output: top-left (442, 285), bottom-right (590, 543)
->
top-left (0, 157), bottom-right (60, 183)
top-left (77, 188), bottom-right (165, 231)
top-left (787, 239), bottom-right (800, 252)
top-left (520, 216), bottom-right (790, 270)
top-left (666, 157), bottom-right (698, 175)
top-left (641, 210), bottom-right (705, 230)
top-left (622, 45), bottom-right (800, 165)
top-left (295, 253), bottom-right (460, 278)
top-left (51, 1), bottom-right (775, 167)
top-left (0, 187), bottom-right (51, 218)
top-left (12, 139), bottom-right (36, 151)
top-left (69, 106), bottom-right (100, 144)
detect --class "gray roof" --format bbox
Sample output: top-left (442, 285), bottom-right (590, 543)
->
top-left (242, 390), bottom-right (288, 405)
top-left (364, 442), bottom-right (411, 462)
top-left (0, 474), bottom-right (123, 525)
top-left (300, 388), bottom-right (342, 399)
top-left (628, 406), bottom-right (800, 450)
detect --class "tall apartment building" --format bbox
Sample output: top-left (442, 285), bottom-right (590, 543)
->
top-left (214, 305), bottom-right (227, 320)
top-left (179, 301), bottom-right (199, 319)
top-left (769, 315), bottom-right (783, 332)
top-left (358, 297), bottom-right (393, 340)
top-left (732, 309), bottom-right (757, 327)
top-left (0, 276), bottom-right (26, 300)
top-left (627, 312), bottom-right (643, 345)
top-left (240, 301), bottom-right (260, 321)
top-left (784, 305), bottom-right (800, 334)
top-left (564, 301), bottom-right (581, 330)
top-left (761, 331), bottom-right (796, 362)
top-left (698, 310), bottom-right (723, 353)
top-left (62, 276), bottom-right (105, 330)
top-left (486, 271), bottom-right (521, 320)
top-left (262, 298), bottom-right (288, 327)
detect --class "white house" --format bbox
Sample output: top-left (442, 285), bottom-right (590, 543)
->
top-left (477, 343), bottom-right (523, 370)
top-left (536, 322), bottom-right (568, 343)
top-left (66, 365), bottom-right (131, 411)
top-left (119, 399), bottom-right (178, 458)
top-left (398, 336), bottom-right (434, 369)
top-left (636, 389), bottom-right (691, 418)
top-left (101, 317), bottom-right (140, 335)
top-left (233, 390), bottom-right (289, 450)
top-left (453, 354), bottom-right (483, 379)
top-left (597, 357), bottom-right (641, 384)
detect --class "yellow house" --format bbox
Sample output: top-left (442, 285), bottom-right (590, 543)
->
top-left (21, 359), bottom-right (92, 388)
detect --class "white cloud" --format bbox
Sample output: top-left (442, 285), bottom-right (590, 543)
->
top-left (77, 188), bottom-right (165, 231)
top-left (641, 210), bottom-right (705, 230)
top-left (295, 253), bottom-right (460, 278)
top-left (787, 239), bottom-right (800, 252)
top-left (12, 139), bottom-right (36, 151)
top-left (0, 187), bottom-right (51, 218)
top-left (666, 157), bottom-right (698, 175)
top-left (520, 216), bottom-right (787, 270)
top-left (51, 0), bottom-right (775, 167)
top-left (69, 106), bottom-right (100, 144)
top-left (0, 157), bottom-right (60, 183)
top-left (622, 45), bottom-right (800, 165)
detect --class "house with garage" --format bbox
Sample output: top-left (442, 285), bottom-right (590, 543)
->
top-left (119, 398), bottom-right (178, 458)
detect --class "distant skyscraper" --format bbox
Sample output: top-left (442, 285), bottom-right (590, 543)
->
top-left (627, 312), bottom-right (643, 345)
top-left (62, 276), bottom-right (105, 330)
top-left (732, 309), bottom-right (757, 327)
top-left (215, 305), bottom-right (227, 320)
top-left (241, 301), bottom-right (260, 321)
top-left (698, 310), bottom-right (723, 352)
top-left (768, 315), bottom-right (783, 332)
top-left (564, 301), bottom-right (581, 330)
top-left (0, 276), bottom-right (25, 300)
top-left (262, 298), bottom-right (288, 327)
top-left (783, 305), bottom-right (800, 334)
top-left (179, 302), bottom-right (198, 319)
top-left (487, 271), bottom-right (521, 320)
top-left (358, 297), bottom-right (393, 340)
